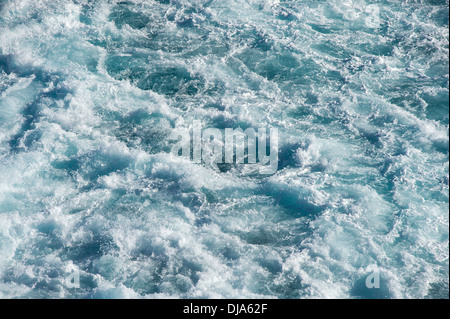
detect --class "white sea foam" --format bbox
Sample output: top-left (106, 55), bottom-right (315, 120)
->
top-left (0, 0), bottom-right (448, 298)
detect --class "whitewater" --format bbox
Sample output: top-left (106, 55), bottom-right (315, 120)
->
top-left (0, 0), bottom-right (448, 299)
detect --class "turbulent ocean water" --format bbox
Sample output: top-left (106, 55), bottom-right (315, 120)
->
top-left (0, 0), bottom-right (448, 299)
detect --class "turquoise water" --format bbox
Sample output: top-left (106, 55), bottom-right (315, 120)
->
top-left (0, 0), bottom-right (448, 298)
